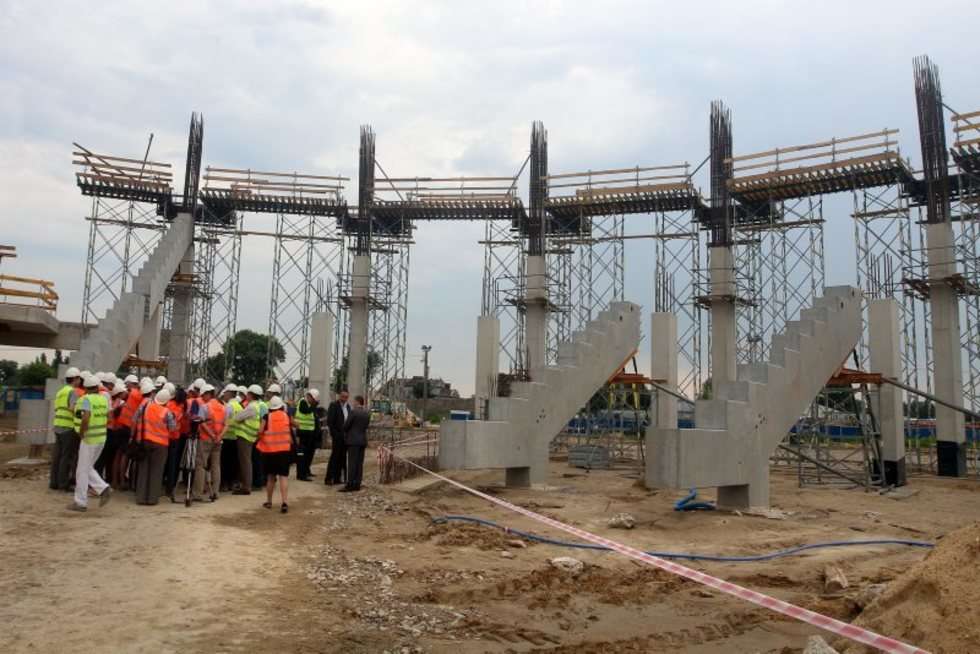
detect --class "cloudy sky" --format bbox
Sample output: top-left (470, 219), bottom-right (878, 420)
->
top-left (1, 1), bottom-right (978, 393)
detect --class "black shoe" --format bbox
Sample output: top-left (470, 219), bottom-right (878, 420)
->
top-left (338, 487), bottom-right (353, 493)
top-left (281, 503), bottom-right (288, 514)
top-left (232, 489), bottom-right (251, 495)
top-left (324, 480), bottom-right (334, 486)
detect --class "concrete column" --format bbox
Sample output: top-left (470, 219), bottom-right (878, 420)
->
top-left (926, 222), bottom-right (966, 476)
top-left (474, 315), bottom-right (500, 420)
top-left (870, 298), bottom-right (906, 486)
top-left (709, 245), bottom-right (737, 385)
top-left (308, 312), bottom-right (334, 396)
top-left (524, 254), bottom-right (548, 374)
top-left (347, 254), bottom-right (371, 400)
top-left (650, 312), bottom-right (678, 430)
top-left (168, 239), bottom-right (195, 385)
top-left (138, 303), bottom-right (162, 360)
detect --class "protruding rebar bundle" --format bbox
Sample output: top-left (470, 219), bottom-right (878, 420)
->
top-left (357, 125), bottom-right (376, 254)
top-left (528, 121), bottom-right (548, 256)
top-left (709, 101), bottom-right (733, 246)
top-left (913, 55), bottom-right (950, 225)
top-left (183, 112), bottom-right (204, 212)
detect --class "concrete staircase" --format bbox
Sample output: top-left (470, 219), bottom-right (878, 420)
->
top-left (646, 286), bottom-right (862, 509)
top-left (71, 214), bottom-right (194, 372)
top-left (440, 301), bottom-right (642, 486)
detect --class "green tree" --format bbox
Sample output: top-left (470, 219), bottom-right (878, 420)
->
top-left (18, 357), bottom-right (55, 387)
top-left (332, 350), bottom-right (382, 393)
top-left (207, 330), bottom-right (286, 384)
top-left (0, 359), bottom-right (18, 385)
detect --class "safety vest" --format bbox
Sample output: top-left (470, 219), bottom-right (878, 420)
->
top-left (237, 400), bottom-right (260, 443)
top-left (295, 400), bottom-right (315, 431)
top-left (118, 388), bottom-right (142, 428)
top-left (225, 399), bottom-right (243, 440)
top-left (166, 400), bottom-right (184, 441)
top-left (53, 384), bottom-right (75, 430)
top-left (142, 402), bottom-right (171, 447)
top-left (74, 393), bottom-right (108, 445)
top-left (257, 409), bottom-right (292, 453)
top-left (107, 397), bottom-right (123, 430)
top-left (203, 399), bottom-right (226, 442)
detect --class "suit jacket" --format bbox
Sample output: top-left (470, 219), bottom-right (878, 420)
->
top-left (326, 400), bottom-right (348, 437)
top-left (343, 406), bottom-right (370, 447)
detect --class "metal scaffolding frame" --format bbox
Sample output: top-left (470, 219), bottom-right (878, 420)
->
top-left (481, 218), bottom-right (525, 373)
top-left (954, 174), bottom-right (980, 414)
top-left (266, 213), bottom-right (345, 385)
top-left (368, 235), bottom-right (411, 399)
top-left (189, 217), bottom-right (242, 382)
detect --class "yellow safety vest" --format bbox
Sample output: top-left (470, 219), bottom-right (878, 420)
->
top-left (53, 384), bottom-right (75, 430)
top-left (75, 393), bottom-right (108, 445)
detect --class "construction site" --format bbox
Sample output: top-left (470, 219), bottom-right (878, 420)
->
top-left (2, 39), bottom-right (980, 654)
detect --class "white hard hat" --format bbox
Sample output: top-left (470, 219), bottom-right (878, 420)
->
top-left (221, 383), bottom-right (238, 395)
top-left (307, 388), bottom-right (320, 401)
top-left (201, 383), bottom-right (216, 394)
top-left (269, 396), bottom-right (284, 410)
top-left (236, 385), bottom-right (248, 394)
top-left (96, 371), bottom-right (108, 382)
top-left (65, 366), bottom-right (81, 378)
top-left (164, 382), bottom-right (176, 395)
top-left (155, 389), bottom-right (171, 405)
top-left (193, 378), bottom-right (206, 389)
top-left (140, 380), bottom-right (155, 395)
top-left (267, 383), bottom-right (282, 394)
top-left (155, 375), bottom-right (167, 386)
top-left (247, 384), bottom-right (263, 396)
top-left (112, 382), bottom-right (127, 396)
top-left (124, 374), bottom-right (139, 385)
top-left (83, 374), bottom-right (100, 388)
top-left (81, 370), bottom-right (92, 379)
top-left (105, 372), bottom-right (117, 384)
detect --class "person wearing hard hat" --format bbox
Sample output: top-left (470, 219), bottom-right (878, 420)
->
top-left (294, 388), bottom-right (320, 482)
top-left (155, 375), bottom-right (168, 390)
top-left (257, 396), bottom-right (296, 513)
top-left (219, 384), bottom-right (240, 493)
top-left (113, 375), bottom-right (142, 490)
top-left (132, 388), bottom-right (176, 505)
top-left (95, 382), bottom-right (128, 486)
top-left (68, 375), bottom-right (112, 512)
top-left (191, 384), bottom-right (223, 502)
top-left (49, 366), bottom-right (83, 491)
top-left (227, 384), bottom-right (264, 494)
top-left (163, 386), bottom-right (188, 503)
top-left (265, 383), bottom-right (282, 401)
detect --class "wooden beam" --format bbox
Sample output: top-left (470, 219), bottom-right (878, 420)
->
top-left (71, 148), bottom-right (171, 168)
top-left (952, 109), bottom-right (980, 121)
top-left (729, 151), bottom-right (900, 186)
top-left (545, 163), bottom-right (688, 181)
top-left (204, 166), bottom-right (349, 181)
top-left (733, 139), bottom-right (896, 173)
top-left (381, 176), bottom-right (517, 182)
top-left (727, 129), bottom-right (899, 164)
top-left (73, 160), bottom-right (173, 177)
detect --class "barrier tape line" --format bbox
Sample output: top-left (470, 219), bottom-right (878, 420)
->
top-left (378, 445), bottom-right (929, 654)
top-left (0, 426), bottom-right (52, 437)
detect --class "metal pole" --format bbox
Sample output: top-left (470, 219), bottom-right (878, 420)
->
top-left (421, 344), bottom-right (431, 426)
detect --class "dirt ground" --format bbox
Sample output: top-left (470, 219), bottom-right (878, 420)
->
top-left (1, 444), bottom-right (974, 654)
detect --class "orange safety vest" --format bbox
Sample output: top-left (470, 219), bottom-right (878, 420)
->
top-left (107, 397), bottom-right (124, 430)
top-left (142, 402), bottom-right (171, 447)
top-left (119, 388), bottom-right (142, 428)
top-left (202, 398), bottom-right (226, 442)
top-left (74, 386), bottom-right (85, 398)
top-left (166, 400), bottom-right (184, 441)
top-left (257, 410), bottom-right (292, 453)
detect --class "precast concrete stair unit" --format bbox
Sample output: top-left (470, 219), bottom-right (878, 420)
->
top-left (439, 301), bottom-right (642, 486)
top-left (71, 214), bottom-right (194, 372)
top-left (647, 286), bottom-right (863, 509)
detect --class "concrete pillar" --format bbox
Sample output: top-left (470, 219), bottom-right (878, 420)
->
top-left (308, 312), bottom-right (334, 397)
top-left (870, 299), bottom-right (907, 486)
top-left (650, 312), bottom-right (678, 430)
top-left (925, 222), bottom-right (966, 476)
top-left (474, 315), bottom-right (500, 420)
top-left (347, 254), bottom-right (371, 400)
top-left (168, 240), bottom-right (194, 385)
top-left (138, 303), bottom-right (162, 360)
top-left (709, 245), bottom-right (737, 385)
top-left (524, 254), bottom-right (549, 374)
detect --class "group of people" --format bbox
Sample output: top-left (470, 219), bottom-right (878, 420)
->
top-left (49, 367), bottom-right (371, 514)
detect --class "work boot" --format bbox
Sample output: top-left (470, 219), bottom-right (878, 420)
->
top-left (99, 488), bottom-right (112, 507)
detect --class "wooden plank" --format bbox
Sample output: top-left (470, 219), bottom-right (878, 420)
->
top-left (77, 172), bottom-right (170, 188)
top-left (545, 163), bottom-right (688, 181)
top-left (952, 109), bottom-right (980, 121)
top-left (954, 136), bottom-right (980, 148)
top-left (953, 122), bottom-right (980, 133)
top-left (549, 173), bottom-right (689, 190)
top-left (72, 160), bottom-right (173, 177)
top-left (728, 129), bottom-right (899, 164)
top-left (204, 166), bottom-right (348, 181)
top-left (203, 175), bottom-right (340, 190)
top-left (71, 149), bottom-right (171, 167)
top-left (729, 152), bottom-right (899, 186)
top-left (0, 274), bottom-right (55, 288)
top-left (574, 182), bottom-right (691, 196)
top-left (381, 176), bottom-right (516, 182)
top-left (733, 140), bottom-right (895, 173)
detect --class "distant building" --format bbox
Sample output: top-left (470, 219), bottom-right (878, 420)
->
top-left (379, 376), bottom-right (459, 400)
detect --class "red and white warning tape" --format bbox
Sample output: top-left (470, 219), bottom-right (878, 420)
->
top-left (378, 444), bottom-right (930, 654)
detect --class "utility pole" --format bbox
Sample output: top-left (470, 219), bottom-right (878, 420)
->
top-left (421, 345), bottom-right (431, 427)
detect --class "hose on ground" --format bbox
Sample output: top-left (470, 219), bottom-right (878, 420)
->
top-left (674, 488), bottom-right (715, 511)
top-left (431, 515), bottom-right (934, 562)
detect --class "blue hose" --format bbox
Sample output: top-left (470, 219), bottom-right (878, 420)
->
top-left (432, 515), bottom-right (934, 562)
top-left (674, 488), bottom-right (716, 511)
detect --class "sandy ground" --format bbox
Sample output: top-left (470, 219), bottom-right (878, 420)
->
top-left (1, 445), bottom-right (975, 654)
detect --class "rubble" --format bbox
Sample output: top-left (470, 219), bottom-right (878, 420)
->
top-left (607, 512), bottom-right (636, 529)
top-left (548, 557), bottom-right (585, 576)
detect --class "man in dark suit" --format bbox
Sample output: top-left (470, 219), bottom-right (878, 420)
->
top-left (324, 390), bottom-right (349, 485)
top-left (339, 395), bottom-right (370, 492)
